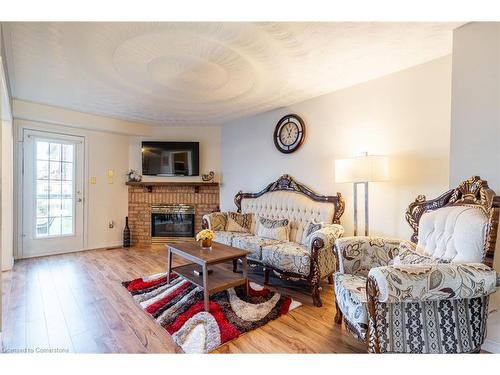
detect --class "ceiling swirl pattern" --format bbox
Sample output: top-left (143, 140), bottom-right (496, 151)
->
top-left (3, 22), bottom-right (461, 126)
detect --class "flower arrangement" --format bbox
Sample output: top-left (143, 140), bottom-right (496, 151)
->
top-left (196, 229), bottom-right (214, 241)
top-left (196, 229), bottom-right (214, 248)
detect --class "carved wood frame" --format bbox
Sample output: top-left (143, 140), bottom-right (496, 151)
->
top-left (364, 176), bottom-right (500, 353)
top-left (234, 174), bottom-right (345, 224)
top-left (229, 174), bottom-right (345, 307)
top-left (405, 175), bottom-right (500, 267)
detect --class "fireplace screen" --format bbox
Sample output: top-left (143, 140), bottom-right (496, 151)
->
top-left (151, 204), bottom-right (195, 238)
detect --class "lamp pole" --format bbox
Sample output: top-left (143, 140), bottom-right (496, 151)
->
top-left (353, 181), bottom-right (369, 236)
top-left (353, 182), bottom-right (358, 236)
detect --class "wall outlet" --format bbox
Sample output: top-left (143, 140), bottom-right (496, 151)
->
top-left (90, 176), bottom-right (96, 184)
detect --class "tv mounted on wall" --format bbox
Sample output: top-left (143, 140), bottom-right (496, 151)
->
top-left (142, 141), bottom-right (200, 176)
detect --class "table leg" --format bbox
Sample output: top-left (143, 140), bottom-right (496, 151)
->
top-left (166, 247), bottom-right (172, 284)
top-left (203, 263), bottom-right (209, 312)
top-left (242, 257), bottom-right (249, 297)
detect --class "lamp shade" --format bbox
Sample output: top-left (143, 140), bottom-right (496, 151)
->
top-left (335, 155), bottom-right (389, 183)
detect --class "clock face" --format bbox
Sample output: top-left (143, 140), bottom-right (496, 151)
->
top-left (274, 114), bottom-right (306, 154)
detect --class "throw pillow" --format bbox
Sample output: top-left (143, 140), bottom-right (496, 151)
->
top-left (392, 245), bottom-right (450, 266)
top-left (226, 212), bottom-right (253, 233)
top-left (209, 212), bottom-right (227, 231)
top-left (256, 216), bottom-right (290, 242)
top-left (301, 219), bottom-right (324, 245)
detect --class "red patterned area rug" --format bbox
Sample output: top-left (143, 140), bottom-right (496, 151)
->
top-left (122, 272), bottom-right (301, 353)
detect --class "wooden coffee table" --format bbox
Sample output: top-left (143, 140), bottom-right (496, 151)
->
top-left (166, 241), bottom-right (250, 312)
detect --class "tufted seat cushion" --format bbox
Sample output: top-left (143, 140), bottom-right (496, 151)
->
top-left (214, 231), bottom-right (252, 246)
top-left (231, 235), bottom-right (282, 261)
top-left (261, 242), bottom-right (311, 276)
top-left (417, 206), bottom-right (489, 263)
top-left (241, 191), bottom-right (335, 243)
top-left (334, 273), bottom-right (368, 340)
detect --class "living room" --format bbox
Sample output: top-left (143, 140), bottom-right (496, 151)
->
top-left (2, 0), bottom-right (500, 372)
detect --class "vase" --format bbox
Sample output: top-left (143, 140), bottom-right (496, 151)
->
top-left (200, 238), bottom-right (212, 248)
top-left (123, 216), bottom-right (131, 248)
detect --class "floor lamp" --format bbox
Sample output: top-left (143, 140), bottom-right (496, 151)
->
top-left (335, 153), bottom-right (389, 236)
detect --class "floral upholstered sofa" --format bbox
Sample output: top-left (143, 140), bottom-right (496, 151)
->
top-left (334, 176), bottom-right (500, 353)
top-left (202, 174), bottom-right (345, 306)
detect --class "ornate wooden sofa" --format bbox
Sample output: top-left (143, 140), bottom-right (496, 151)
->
top-left (203, 174), bottom-right (345, 306)
top-left (333, 176), bottom-right (500, 353)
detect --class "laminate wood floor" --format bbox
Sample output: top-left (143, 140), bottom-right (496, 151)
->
top-left (1, 246), bottom-right (365, 353)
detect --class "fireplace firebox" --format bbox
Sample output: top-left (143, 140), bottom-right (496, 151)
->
top-left (151, 204), bottom-right (195, 240)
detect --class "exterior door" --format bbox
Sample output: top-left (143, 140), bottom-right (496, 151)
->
top-left (21, 129), bottom-right (85, 257)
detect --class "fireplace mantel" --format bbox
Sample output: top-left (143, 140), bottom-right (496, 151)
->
top-left (126, 181), bottom-right (219, 193)
top-left (126, 181), bottom-right (219, 187)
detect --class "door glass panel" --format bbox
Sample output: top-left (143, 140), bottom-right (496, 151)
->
top-left (48, 217), bottom-right (62, 236)
top-left (62, 162), bottom-right (72, 180)
top-left (35, 140), bottom-right (75, 238)
top-left (37, 160), bottom-right (49, 180)
top-left (62, 144), bottom-right (73, 162)
top-left (62, 181), bottom-right (72, 198)
top-left (37, 141), bottom-right (49, 160)
top-left (49, 198), bottom-right (62, 216)
top-left (36, 180), bottom-right (49, 198)
top-left (61, 217), bottom-right (73, 235)
top-left (36, 218), bottom-right (48, 237)
top-left (61, 199), bottom-right (73, 216)
top-left (49, 180), bottom-right (62, 197)
top-left (36, 199), bottom-right (48, 217)
top-left (49, 143), bottom-right (61, 160)
top-left (49, 161), bottom-right (61, 179)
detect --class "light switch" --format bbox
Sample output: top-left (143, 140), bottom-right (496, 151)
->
top-left (107, 169), bottom-right (114, 184)
top-left (90, 176), bottom-right (96, 184)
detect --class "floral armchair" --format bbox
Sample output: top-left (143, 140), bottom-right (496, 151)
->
top-left (333, 176), bottom-right (500, 353)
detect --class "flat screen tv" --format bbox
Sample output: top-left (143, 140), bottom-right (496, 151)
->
top-left (142, 142), bottom-right (200, 176)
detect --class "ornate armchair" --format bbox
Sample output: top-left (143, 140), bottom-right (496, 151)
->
top-left (333, 176), bottom-right (500, 353)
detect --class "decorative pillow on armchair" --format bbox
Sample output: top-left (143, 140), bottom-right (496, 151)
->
top-left (301, 219), bottom-right (324, 245)
top-left (392, 241), bottom-right (450, 265)
top-left (256, 216), bottom-right (290, 242)
top-left (226, 212), bottom-right (253, 233)
top-left (210, 212), bottom-right (227, 231)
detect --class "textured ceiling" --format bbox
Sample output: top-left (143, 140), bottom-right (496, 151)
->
top-left (2, 22), bottom-right (462, 126)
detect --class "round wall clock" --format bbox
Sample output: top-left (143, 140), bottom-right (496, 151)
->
top-left (273, 114), bottom-right (306, 154)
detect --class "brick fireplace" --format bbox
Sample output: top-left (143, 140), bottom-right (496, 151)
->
top-left (127, 182), bottom-right (219, 246)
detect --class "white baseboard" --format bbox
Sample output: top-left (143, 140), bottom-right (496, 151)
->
top-left (1, 258), bottom-right (13, 271)
top-left (87, 242), bottom-right (123, 250)
top-left (15, 242), bottom-right (123, 260)
top-left (482, 338), bottom-right (500, 353)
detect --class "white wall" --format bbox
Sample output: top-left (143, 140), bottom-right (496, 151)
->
top-left (449, 22), bottom-right (500, 353)
top-left (13, 99), bottom-right (153, 137)
top-left (2, 118), bottom-right (13, 270)
top-left (129, 126), bottom-right (222, 182)
top-left (221, 56), bottom-right (452, 240)
top-left (449, 23), bottom-right (500, 191)
top-left (1, 23), bottom-right (13, 343)
top-left (1, 37), bottom-right (13, 271)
